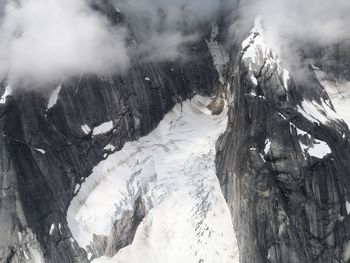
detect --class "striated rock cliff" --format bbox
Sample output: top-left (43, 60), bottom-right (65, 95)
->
top-left (216, 22), bottom-right (350, 263)
top-left (0, 35), bottom-right (219, 262)
top-left (1, 2), bottom-right (350, 263)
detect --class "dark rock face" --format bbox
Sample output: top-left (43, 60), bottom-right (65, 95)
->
top-left (216, 29), bottom-right (350, 262)
top-left (0, 38), bottom-right (219, 262)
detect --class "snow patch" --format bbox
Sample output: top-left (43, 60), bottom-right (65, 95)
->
top-left (307, 140), bottom-right (331, 159)
top-left (81, 124), bottom-right (91, 134)
top-left (103, 144), bottom-right (115, 151)
top-left (282, 69), bottom-right (290, 90)
top-left (250, 75), bottom-right (258, 85)
top-left (278, 112), bottom-right (287, 120)
top-left (260, 153), bottom-right (266, 162)
top-left (68, 95), bottom-right (239, 263)
top-left (35, 148), bottom-right (46, 154)
top-left (49, 224), bottom-right (55, 235)
top-left (47, 85), bottom-right (62, 110)
top-left (264, 139), bottom-right (271, 155)
top-left (23, 250), bottom-right (30, 260)
top-left (0, 86), bottom-right (12, 104)
top-left (297, 100), bottom-right (338, 125)
top-left (346, 201), bottom-right (350, 215)
top-left (92, 121), bottom-right (114, 136)
top-left (296, 127), bottom-right (331, 159)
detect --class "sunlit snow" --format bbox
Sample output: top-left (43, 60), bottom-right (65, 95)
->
top-left (49, 224), bottom-right (55, 235)
top-left (0, 86), bottom-right (12, 104)
top-left (92, 121), bottom-right (114, 136)
top-left (296, 127), bottom-right (331, 159)
top-left (47, 85), bottom-right (62, 110)
top-left (296, 99), bottom-right (338, 125)
top-left (241, 20), bottom-right (290, 91)
top-left (81, 124), bottom-right (91, 134)
top-left (264, 139), bottom-right (271, 155)
top-left (103, 144), bottom-right (116, 151)
top-left (346, 201), bottom-right (350, 215)
top-left (34, 148), bottom-right (46, 154)
top-left (67, 95), bottom-right (239, 263)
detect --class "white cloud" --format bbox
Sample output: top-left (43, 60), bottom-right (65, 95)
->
top-left (113, 0), bottom-right (222, 62)
top-left (0, 0), bottom-right (224, 87)
top-left (235, 0), bottom-right (350, 68)
top-left (0, 0), bottom-right (130, 85)
top-left (1, 0), bottom-right (349, 87)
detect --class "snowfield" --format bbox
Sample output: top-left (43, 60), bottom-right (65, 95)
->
top-left (67, 95), bottom-right (240, 263)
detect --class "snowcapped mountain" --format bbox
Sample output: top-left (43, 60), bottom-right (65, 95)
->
top-left (1, 1), bottom-right (350, 263)
top-left (217, 19), bottom-right (350, 263)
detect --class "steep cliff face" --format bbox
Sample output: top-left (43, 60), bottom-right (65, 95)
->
top-left (216, 23), bottom-right (350, 262)
top-left (0, 35), bottom-right (220, 262)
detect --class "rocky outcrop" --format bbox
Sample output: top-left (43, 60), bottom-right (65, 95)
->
top-left (216, 24), bottom-right (350, 262)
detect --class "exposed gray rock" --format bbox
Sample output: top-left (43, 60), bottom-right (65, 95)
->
top-left (216, 29), bottom-right (350, 263)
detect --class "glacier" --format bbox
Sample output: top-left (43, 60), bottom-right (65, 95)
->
top-left (67, 95), bottom-right (240, 263)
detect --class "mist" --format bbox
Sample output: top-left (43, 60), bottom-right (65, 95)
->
top-left (0, 0), bottom-right (224, 87)
top-left (235, 0), bottom-right (350, 71)
top-left (1, 0), bottom-right (350, 87)
top-left (0, 0), bottom-right (131, 86)
top-left (112, 0), bottom-right (222, 62)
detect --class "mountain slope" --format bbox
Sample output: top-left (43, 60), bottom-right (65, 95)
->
top-left (216, 22), bottom-right (350, 263)
top-left (1, 4), bottom-right (350, 263)
top-left (0, 36), bottom-right (219, 262)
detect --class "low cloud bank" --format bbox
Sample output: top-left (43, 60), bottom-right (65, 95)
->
top-left (235, 0), bottom-right (350, 71)
top-left (0, 0), bottom-right (131, 85)
top-left (0, 0), bottom-right (223, 87)
top-left (0, 0), bottom-right (350, 86)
